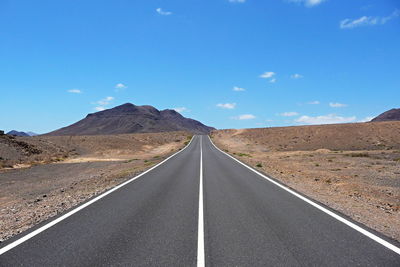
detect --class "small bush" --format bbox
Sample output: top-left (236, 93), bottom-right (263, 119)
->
top-left (256, 163), bottom-right (262, 168)
top-left (347, 153), bottom-right (370, 158)
top-left (126, 158), bottom-right (139, 163)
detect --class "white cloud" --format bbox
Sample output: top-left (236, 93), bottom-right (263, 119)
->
top-left (291, 73), bottom-right (303, 79)
top-left (260, 72), bottom-right (276, 83)
top-left (156, 8), bottom-right (172, 16)
top-left (67, 89), bottom-right (81, 94)
top-left (229, 0), bottom-right (246, 2)
top-left (233, 86), bottom-right (245, 91)
top-left (287, 0), bottom-right (326, 7)
top-left (340, 10), bottom-right (399, 29)
top-left (232, 114), bottom-right (256, 120)
top-left (296, 114), bottom-right (356, 125)
top-left (115, 83), bottom-right (127, 91)
top-left (308, 100), bottom-right (320, 105)
top-left (359, 116), bottom-right (374, 122)
top-left (93, 96), bottom-right (114, 112)
top-left (217, 103), bottom-right (236, 109)
top-left (260, 72), bottom-right (276, 79)
top-left (329, 102), bottom-right (347, 108)
top-left (280, 112), bottom-right (299, 117)
top-left (95, 107), bottom-right (106, 111)
top-left (174, 107), bottom-right (187, 113)
top-left (97, 96), bottom-right (114, 106)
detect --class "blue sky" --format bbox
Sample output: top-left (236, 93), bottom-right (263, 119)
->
top-left (1, 0), bottom-right (399, 133)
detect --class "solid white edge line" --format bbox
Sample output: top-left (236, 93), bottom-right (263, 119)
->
top-left (0, 136), bottom-right (195, 256)
top-left (208, 136), bottom-right (400, 255)
top-left (197, 136), bottom-right (205, 267)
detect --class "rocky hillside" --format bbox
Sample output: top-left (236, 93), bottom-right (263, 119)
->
top-left (46, 103), bottom-right (214, 135)
top-left (7, 130), bottom-right (30, 137)
top-left (371, 108), bottom-right (400, 122)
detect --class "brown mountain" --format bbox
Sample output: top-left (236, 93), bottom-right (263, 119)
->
top-left (46, 103), bottom-right (215, 136)
top-left (371, 108), bottom-right (400, 122)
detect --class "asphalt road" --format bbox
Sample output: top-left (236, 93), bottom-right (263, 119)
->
top-left (1, 135), bottom-right (399, 266)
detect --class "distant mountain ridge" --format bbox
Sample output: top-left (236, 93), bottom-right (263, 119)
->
top-left (371, 108), bottom-right (400, 122)
top-left (46, 103), bottom-right (215, 136)
top-left (7, 130), bottom-right (38, 137)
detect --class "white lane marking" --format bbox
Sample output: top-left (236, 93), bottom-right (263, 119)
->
top-left (197, 136), bottom-right (205, 267)
top-left (0, 136), bottom-right (195, 256)
top-left (208, 136), bottom-right (400, 255)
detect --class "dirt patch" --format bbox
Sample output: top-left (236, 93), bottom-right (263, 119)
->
top-left (214, 121), bottom-right (400, 152)
top-left (0, 132), bottom-right (191, 242)
top-left (211, 123), bottom-right (400, 241)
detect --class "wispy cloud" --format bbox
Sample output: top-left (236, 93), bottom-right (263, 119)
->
top-left (67, 89), bottom-right (82, 94)
top-left (329, 102), bottom-right (347, 108)
top-left (217, 103), bottom-right (236, 109)
top-left (115, 83), bottom-right (127, 91)
top-left (156, 8), bottom-right (172, 16)
top-left (280, 112), bottom-right (299, 117)
top-left (233, 86), bottom-right (245, 91)
top-left (340, 10), bottom-right (399, 29)
top-left (286, 0), bottom-right (326, 8)
top-left (269, 78), bottom-right (277, 83)
top-left (296, 114), bottom-right (356, 125)
top-left (359, 116), bottom-right (374, 122)
top-left (291, 73), bottom-right (303, 79)
top-left (95, 96), bottom-right (114, 111)
top-left (174, 107), bottom-right (187, 113)
top-left (95, 107), bottom-right (106, 111)
top-left (361, 4), bottom-right (373, 11)
top-left (232, 114), bottom-right (256, 120)
top-left (97, 96), bottom-right (114, 106)
top-left (307, 100), bottom-right (320, 105)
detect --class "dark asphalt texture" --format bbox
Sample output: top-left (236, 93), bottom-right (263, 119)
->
top-left (1, 135), bottom-right (399, 266)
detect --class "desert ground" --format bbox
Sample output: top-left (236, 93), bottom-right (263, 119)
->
top-left (211, 121), bottom-right (400, 241)
top-left (0, 132), bottom-right (191, 242)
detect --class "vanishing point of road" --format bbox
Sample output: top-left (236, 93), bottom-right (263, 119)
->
top-left (1, 135), bottom-right (399, 266)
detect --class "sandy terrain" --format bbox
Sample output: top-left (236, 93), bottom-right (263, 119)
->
top-left (0, 132), bottom-right (191, 242)
top-left (211, 122), bottom-right (400, 241)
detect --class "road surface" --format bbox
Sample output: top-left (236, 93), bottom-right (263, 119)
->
top-left (1, 135), bottom-right (399, 266)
